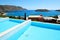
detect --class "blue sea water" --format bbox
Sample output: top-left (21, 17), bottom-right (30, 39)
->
top-left (6, 10), bottom-right (60, 17)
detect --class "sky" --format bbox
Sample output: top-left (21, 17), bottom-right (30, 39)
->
top-left (0, 0), bottom-right (60, 10)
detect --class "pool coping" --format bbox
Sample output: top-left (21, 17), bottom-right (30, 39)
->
top-left (32, 21), bottom-right (60, 25)
top-left (0, 20), bottom-right (31, 37)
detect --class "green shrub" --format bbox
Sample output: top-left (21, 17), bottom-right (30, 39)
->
top-left (52, 15), bottom-right (58, 18)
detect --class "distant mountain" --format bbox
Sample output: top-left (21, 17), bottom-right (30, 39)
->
top-left (0, 5), bottom-right (26, 12)
top-left (35, 9), bottom-right (49, 12)
top-left (55, 9), bottom-right (60, 11)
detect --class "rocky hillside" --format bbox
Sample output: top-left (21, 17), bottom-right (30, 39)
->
top-left (0, 5), bottom-right (26, 12)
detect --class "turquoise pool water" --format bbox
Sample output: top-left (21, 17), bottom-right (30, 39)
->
top-left (18, 26), bottom-right (60, 40)
top-left (0, 20), bottom-right (60, 40)
top-left (0, 19), bottom-right (23, 33)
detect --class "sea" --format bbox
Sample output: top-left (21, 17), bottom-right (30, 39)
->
top-left (6, 10), bottom-right (60, 17)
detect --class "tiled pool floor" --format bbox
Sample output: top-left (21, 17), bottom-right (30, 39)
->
top-left (18, 26), bottom-right (60, 40)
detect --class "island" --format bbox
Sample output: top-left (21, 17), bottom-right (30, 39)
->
top-left (35, 9), bottom-right (49, 12)
top-left (55, 9), bottom-right (60, 11)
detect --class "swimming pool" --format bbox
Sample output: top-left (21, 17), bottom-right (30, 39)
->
top-left (0, 18), bottom-right (8, 22)
top-left (0, 20), bottom-right (60, 40)
top-left (0, 19), bottom-right (24, 33)
top-left (18, 22), bottom-right (60, 40)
